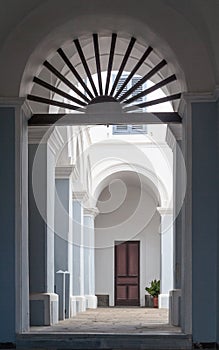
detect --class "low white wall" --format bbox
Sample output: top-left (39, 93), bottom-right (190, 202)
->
top-left (95, 184), bottom-right (160, 306)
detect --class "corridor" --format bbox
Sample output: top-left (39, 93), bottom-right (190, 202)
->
top-left (30, 308), bottom-right (180, 334)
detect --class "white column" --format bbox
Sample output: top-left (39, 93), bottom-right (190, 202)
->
top-left (84, 207), bottom-right (99, 309)
top-left (157, 207), bottom-right (173, 309)
top-left (72, 191), bottom-right (88, 313)
top-left (28, 127), bottom-right (64, 325)
top-left (166, 125), bottom-right (183, 324)
top-left (54, 166), bottom-right (75, 319)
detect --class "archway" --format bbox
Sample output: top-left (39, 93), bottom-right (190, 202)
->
top-left (13, 8), bottom-right (193, 348)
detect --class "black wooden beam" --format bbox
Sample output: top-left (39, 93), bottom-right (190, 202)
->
top-left (33, 77), bottom-right (87, 107)
top-left (119, 59), bottom-right (167, 102)
top-left (57, 48), bottom-right (94, 99)
top-left (28, 112), bottom-right (182, 126)
top-left (124, 74), bottom-right (177, 105)
top-left (43, 60), bottom-right (90, 103)
top-left (27, 94), bottom-right (83, 111)
top-left (93, 33), bottom-right (103, 95)
top-left (74, 38), bottom-right (98, 96)
top-left (124, 93), bottom-right (181, 110)
top-left (105, 33), bottom-right (117, 95)
top-left (110, 37), bottom-right (136, 96)
top-left (114, 46), bottom-right (153, 99)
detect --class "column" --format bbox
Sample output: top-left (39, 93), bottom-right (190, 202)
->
top-left (54, 166), bottom-right (74, 319)
top-left (0, 101), bottom-right (30, 342)
top-left (166, 125), bottom-right (183, 325)
top-left (72, 191), bottom-right (88, 313)
top-left (186, 99), bottom-right (218, 342)
top-left (28, 127), bottom-right (63, 325)
top-left (157, 207), bottom-right (173, 308)
top-left (84, 207), bottom-right (98, 309)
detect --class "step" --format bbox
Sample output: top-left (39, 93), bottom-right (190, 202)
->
top-left (17, 332), bottom-right (192, 349)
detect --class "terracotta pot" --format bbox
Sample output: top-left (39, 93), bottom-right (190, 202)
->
top-left (153, 296), bottom-right (158, 308)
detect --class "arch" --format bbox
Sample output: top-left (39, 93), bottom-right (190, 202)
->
top-left (92, 162), bottom-right (169, 208)
top-left (26, 32), bottom-right (182, 114)
top-left (0, 3), bottom-right (209, 97)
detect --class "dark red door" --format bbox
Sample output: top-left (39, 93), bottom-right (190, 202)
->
top-left (115, 241), bottom-right (140, 306)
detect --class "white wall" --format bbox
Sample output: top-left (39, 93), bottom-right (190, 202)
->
top-left (95, 183), bottom-right (160, 306)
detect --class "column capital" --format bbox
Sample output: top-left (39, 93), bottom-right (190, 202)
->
top-left (55, 165), bottom-right (78, 179)
top-left (157, 207), bottom-right (173, 216)
top-left (28, 126), bottom-right (64, 157)
top-left (72, 190), bottom-right (89, 202)
top-left (84, 207), bottom-right (99, 218)
top-left (28, 126), bottom-right (53, 144)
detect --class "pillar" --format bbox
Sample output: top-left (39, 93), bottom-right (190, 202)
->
top-left (54, 166), bottom-right (74, 319)
top-left (166, 125), bottom-right (183, 325)
top-left (72, 191), bottom-right (88, 313)
top-left (0, 100), bottom-right (29, 342)
top-left (84, 208), bottom-right (98, 308)
top-left (157, 207), bottom-right (173, 308)
top-left (184, 98), bottom-right (218, 342)
top-left (28, 127), bottom-right (63, 325)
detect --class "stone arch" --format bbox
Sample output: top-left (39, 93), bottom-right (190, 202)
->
top-left (92, 162), bottom-right (169, 208)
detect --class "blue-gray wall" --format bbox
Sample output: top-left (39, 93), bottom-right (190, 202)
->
top-left (28, 144), bottom-right (46, 293)
top-left (0, 108), bottom-right (15, 342)
top-left (192, 102), bottom-right (218, 342)
top-left (217, 102), bottom-right (219, 344)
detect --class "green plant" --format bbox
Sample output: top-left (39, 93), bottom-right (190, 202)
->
top-left (145, 279), bottom-right (160, 297)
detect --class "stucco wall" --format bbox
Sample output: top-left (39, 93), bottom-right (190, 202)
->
top-left (95, 184), bottom-right (160, 306)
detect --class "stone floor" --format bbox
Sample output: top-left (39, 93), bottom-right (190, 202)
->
top-left (30, 307), bottom-right (181, 334)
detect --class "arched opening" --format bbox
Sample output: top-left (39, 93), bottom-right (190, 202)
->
top-left (17, 23), bottom-right (190, 348)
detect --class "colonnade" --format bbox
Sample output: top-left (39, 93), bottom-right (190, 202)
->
top-left (28, 127), bottom-right (97, 326)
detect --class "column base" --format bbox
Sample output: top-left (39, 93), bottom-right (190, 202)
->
top-left (85, 295), bottom-right (97, 309)
top-left (169, 289), bottom-right (181, 326)
top-left (158, 293), bottom-right (169, 309)
top-left (75, 296), bottom-right (86, 313)
top-left (70, 296), bottom-right (77, 317)
top-left (30, 293), bottom-right (58, 326)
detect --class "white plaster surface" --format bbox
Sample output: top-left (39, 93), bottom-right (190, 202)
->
top-left (95, 184), bottom-right (161, 306)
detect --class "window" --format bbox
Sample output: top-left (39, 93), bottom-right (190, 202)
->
top-left (112, 125), bottom-right (147, 134)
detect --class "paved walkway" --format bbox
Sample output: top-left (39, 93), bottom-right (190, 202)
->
top-left (30, 308), bottom-right (181, 334)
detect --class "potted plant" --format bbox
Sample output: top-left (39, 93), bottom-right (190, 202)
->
top-left (145, 279), bottom-right (160, 308)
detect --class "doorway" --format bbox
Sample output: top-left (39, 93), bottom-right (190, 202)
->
top-left (115, 241), bottom-right (140, 306)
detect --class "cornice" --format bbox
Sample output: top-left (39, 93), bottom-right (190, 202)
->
top-left (55, 165), bottom-right (75, 179)
top-left (0, 97), bottom-right (25, 106)
top-left (28, 126), bottom-right (53, 144)
top-left (181, 88), bottom-right (219, 105)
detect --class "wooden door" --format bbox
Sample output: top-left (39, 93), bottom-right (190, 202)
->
top-left (115, 241), bottom-right (140, 306)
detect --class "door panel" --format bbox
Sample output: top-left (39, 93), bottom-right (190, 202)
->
top-left (115, 241), bottom-right (140, 306)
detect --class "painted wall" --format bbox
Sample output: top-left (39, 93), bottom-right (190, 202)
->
top-left (95, 184), bottom-right (160, 306)
top-left (191, 102), bottom-right (218, 343)
top-left (0, 107), bottom-right (15, 342)
top-left (29, 143), bottom-right (55, 293)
